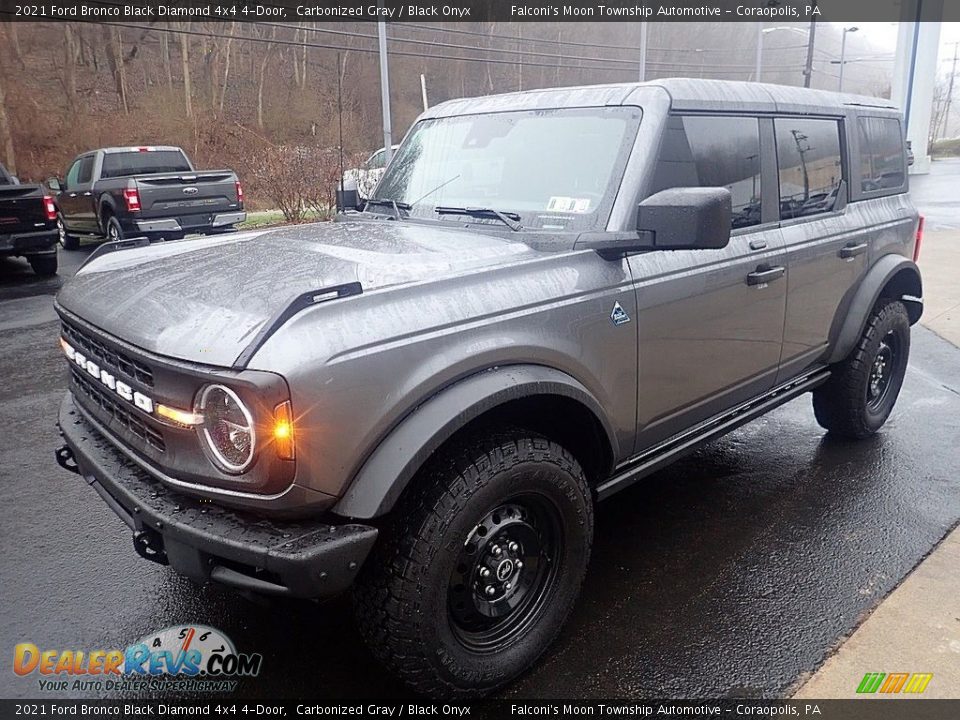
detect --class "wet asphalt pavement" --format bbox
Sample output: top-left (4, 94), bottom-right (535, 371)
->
top-left (2, 177), bottom-right (959, 701)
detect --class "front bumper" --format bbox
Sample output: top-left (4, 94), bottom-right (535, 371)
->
top-left (0, 228), bottom-right (57, 256)
top-left (56, 393), bottom-right (377, 599)
top-left (130, 211), bottom-right (246, 235)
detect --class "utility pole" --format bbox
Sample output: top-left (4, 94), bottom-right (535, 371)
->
top-left (755, 23), bottom-right (763, 82)
top-left (638, 22), bottom-right (648, 82)
top-left (377, 20), bottom-right (393, 164)
top-left (802, 2), bottom-right (817, 88)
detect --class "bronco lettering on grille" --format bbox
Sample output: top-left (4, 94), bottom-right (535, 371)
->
top-left (61, 339), bottom-right (154, 414)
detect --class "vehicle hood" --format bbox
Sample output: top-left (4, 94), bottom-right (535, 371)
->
top-left (56, 221), bottom-right (540, 367)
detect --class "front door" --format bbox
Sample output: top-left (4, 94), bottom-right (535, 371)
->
top-left (59, 154), bottom-right (97, 233)
top-left (629, 114), bottom-right (787, 450)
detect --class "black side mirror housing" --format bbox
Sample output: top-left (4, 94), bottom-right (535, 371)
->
top-left (637, 187), bottom-right (732, 250)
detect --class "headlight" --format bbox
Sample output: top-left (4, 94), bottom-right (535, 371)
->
top-left (196, 384), bottom-right (256, 474)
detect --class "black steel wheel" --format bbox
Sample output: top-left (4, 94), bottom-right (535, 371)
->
top-left (354, 432), bottom-right (593, 698)
top-left (447, 496), bottom-right (563, 652)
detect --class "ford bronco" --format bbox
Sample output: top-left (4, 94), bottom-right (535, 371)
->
top-left (55, 80), bottom-right (922, 697)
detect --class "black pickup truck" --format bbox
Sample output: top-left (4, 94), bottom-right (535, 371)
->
top-left (48, 146), bottom-right (245, 250)
top-left (0, 163), bottom-right (58, 275)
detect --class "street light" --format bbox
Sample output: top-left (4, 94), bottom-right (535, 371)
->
top-left (839, 26), bottom-right (859, 92)
top-left (756, 25), bottom-right (809, 82)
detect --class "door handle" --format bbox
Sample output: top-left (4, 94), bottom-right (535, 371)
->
top-left (839, 242), bottom-right (868, 259)
top-left (82, 192), bottom-right (92, 197)
top-left (68, 193), bottom-right (77, 198)
top-left (747, 265), bottom-right (786, 286)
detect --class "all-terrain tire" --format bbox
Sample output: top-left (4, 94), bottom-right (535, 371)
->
top-left (29, 254), bottom-right (58, 276)
top-left (813, 299), bottom-right (910, 439)
top-left (353, 432), bottom-right (593, 698)
top-left (57, 214), bottom-right (79, 250)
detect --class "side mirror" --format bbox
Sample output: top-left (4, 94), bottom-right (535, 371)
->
top-left (46, 177), bottom-right (62, 192)
top-left (637, 187), bottom-right (732, 250)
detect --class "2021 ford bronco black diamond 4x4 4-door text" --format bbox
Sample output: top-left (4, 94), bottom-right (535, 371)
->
top-left (55, 80), bottom-right (922, 697)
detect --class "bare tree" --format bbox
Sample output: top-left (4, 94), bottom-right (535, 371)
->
top-left (0, 68), bottom-right (16, 174)
top-left (219, 22), bottom-right (236, 115)
top-left (256, 25), bottom-right (278, 129)
top-left (61, 24), bottom-right (79, 112)
top-left (102, 25), bottom-right (129, 113)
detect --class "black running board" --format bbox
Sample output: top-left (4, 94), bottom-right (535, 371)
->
top-left (596, 368), bottom-right (831, 501)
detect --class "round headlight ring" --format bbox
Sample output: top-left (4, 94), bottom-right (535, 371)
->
top-left (196, 384), bottom-right (256, 474)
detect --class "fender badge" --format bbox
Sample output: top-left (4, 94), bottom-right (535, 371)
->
top-left (610, 301), bottom-right (631, 326)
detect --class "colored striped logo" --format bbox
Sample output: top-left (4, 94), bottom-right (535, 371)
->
top-left (856, 672), bottom-right (933, 694)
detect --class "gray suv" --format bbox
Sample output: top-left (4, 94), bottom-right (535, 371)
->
top-left (55, 79), bottom-right (922, 697)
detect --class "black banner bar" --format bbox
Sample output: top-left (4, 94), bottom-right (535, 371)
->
top-left (0, 0), bottom-right (957, 23)
top-left (3, 700), bottom-right (960, 719)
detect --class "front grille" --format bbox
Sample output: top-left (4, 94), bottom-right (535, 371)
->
top-left (62, 320), bottom-right (154, 387)
top-left (70, 366), bottom-right (166, 452)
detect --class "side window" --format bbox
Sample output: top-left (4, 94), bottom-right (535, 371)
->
top-left (64, 159), bottom-right (82, 190)
top-left (858, 117), bottom-right (905, 193)
top-left (650, 115), bottom-right (762, 230)
top-left (77, 155), bottom-right (95, 184)
top-left (774, 118), bottom-right (843, 220)
top-left (366, 150), bottom-right (386, 170)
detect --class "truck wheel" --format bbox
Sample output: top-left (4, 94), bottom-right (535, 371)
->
top-left (813, 299), bottom-right (910, 439)
top-left (57, 214), bottom-right (79, 250)
top-left (29, 255), bottom-right (58, 277)
top-left (105, 216), bottom-right (124, 243)
top-left (354, 432), bottom-right (593, 697)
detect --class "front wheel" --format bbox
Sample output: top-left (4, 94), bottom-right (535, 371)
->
top-left (813, 299), bottom-right (911, 439)
top-left (354, 432), bottom-right (593, 698)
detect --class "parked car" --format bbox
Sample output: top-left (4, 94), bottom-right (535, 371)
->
top-left (0, 163), bottom-right (58, 276)
top-left (343, 144), bottom-right (399, 201)
top-left (54, 80), bottom-right (922, 697)
top-left (48, 146), bottom-right (245, 250)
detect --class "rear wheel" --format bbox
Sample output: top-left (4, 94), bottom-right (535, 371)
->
top-left (105, 215), bottom-right (123, 243)
top-left (354, 432), bottom-right (593, 698)
top-left (813, 299), bottom-right (910, 439)
top-left (57, 214), bottom-right (79, 250)
top-left (29, 255), bottom-right (58, 277)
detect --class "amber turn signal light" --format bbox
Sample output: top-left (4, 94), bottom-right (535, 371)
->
top-left (273, 401), bottom-right (295, 461)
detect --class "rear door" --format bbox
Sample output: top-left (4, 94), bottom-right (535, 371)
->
top-left (629, 114), bottom-right (788, 449)
top-left (59, 154), bottom-right (97, 232)
top-left (774, 116), bottom-right (867, 383)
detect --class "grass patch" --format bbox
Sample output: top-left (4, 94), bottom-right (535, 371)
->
top-left (238, 208), bottom-right (331, 231)
top-left (930, 138), bottom-right (960, 158)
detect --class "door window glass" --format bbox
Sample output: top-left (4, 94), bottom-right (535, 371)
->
top-left (65, 160), bottom-right (81, 190)
top-left (650, 115), bottom-right (763, 229)
top-left (775, 118), bottom-right (843, 220)
top-left (77, 156), bottom-right (95, 184)
top-left (857, 117), bottom-right (905, 193)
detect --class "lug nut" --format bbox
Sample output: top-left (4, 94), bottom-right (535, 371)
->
top-left (508, 542), bottom-right (519, 553)
top-left (504, 582), bottom-right (512, 590)
top-left (516, 560), bottom-right (523, 569)
top-left (480, 567), bottom-right (491, 578)
top-left (485, 585), bottom-right (496, 596)
top-left (492, 545), bottom-right (502, 556)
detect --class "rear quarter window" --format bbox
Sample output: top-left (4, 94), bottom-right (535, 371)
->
top-left (857, 116), bottom-right (906, 194)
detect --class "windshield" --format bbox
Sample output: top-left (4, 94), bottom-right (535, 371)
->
top-left (375, 107), bottom-right (641, 231)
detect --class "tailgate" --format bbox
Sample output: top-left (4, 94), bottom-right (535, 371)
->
top-left (0, 186), bottom-right (51, 235)
top-left (134, 172), bottom-right (239, 219)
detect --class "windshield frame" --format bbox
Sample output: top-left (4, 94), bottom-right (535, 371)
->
top-left (372, 106), bottom-right (642, 233)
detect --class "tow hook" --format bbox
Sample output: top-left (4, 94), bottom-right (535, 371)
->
top-left (55, 444), bottom-right (79, 475)
top-left (133, 529), bottom-right (169, 566)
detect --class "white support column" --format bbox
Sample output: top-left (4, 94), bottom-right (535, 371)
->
top-left (892, 1), bottom-right (944, 175)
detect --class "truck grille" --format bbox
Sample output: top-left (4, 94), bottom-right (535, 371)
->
top-left (70, 367), bottom-right (166, 452)
top-left (61, 320), bottom-right (154, 387)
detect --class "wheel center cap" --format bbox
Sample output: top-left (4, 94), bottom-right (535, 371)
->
top-left (496, 559), bottom-right (514, 581)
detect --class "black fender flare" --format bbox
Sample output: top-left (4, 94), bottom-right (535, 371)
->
top-left (98, 194), bottom-right (118, 232)
top-left (827, 254), bottom-right (922, 364)
top-left (332, 365), bottom-right (619, 520)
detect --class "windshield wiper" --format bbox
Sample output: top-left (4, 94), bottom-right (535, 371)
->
top-left (435, 206), bottom-right (522, 231)
top-left (365, 197), bottom-right (411, 220)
